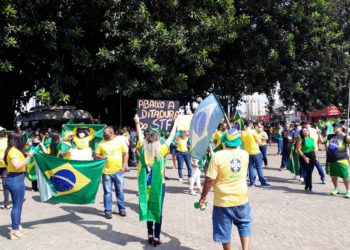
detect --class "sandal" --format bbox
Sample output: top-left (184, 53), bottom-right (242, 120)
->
top-left (8, 229), bottom-right (23, 240)
top-left (4, 204), bottom-right (12, 210)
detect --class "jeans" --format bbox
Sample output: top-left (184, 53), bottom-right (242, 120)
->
top-left (259, 145), bottom-right (268, 166)
top-left (102, 171), bottom-right (125, 215)
top-left (299, 152), bottom-right (315, 190)
top-left (176, 151), bottom-right (192, 178)
top-left (277, 139), bottom-right (283, 154)
top-left (147, 184), bottom-right (166, 239)
top-left (5, 173), bottom-right (25, 230)
top-left (0, 168), bottom-right (10, 205)
top-left (248, 153), bottom-right (268, 186)
top-left (315, 152), bottom-right (326, 181)
top-left (280, 146), bottom-right (289, 168)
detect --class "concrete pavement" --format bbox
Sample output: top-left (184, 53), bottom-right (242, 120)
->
top-left (1, 144), bottom-right (350, 250)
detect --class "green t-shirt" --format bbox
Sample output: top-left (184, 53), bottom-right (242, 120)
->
top-left (301, 137), bottom-right (315, 154)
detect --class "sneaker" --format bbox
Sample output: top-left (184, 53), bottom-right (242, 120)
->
top-left (105, 213), bottom-right (113, 219)
top-left (8, 229), bottom-right (23, 240)
top-left (300, 177), bottom-right (304, 183)
top-left (179, 178), bottom-right (183, 183)
top-left (279, 166), bottom-right (285, 171)
top-left (321, 179), bottom-right (326, 184)
top-left (248, 183), bottom-right (255, 187)
top-left (119, 211), bottom-right (127, 217)
top-left (346, 191), bottom-right (350, 199)
top-left (330, 188), bottom-right (339, 196)
top-left (190, 190), bottom-right (197, 196)
top-left (309, 187), bottom-right (316, 193)
top-left (261, 183), bottom-right (271, 188)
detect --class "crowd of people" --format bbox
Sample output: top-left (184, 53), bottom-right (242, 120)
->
top-left (0, 116), bottom-right (349, 250)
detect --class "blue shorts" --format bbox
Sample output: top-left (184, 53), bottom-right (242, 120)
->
top-left (212, 203), bottom-right (252, 243)
top-left (170, 145), bottom-right (177, 155)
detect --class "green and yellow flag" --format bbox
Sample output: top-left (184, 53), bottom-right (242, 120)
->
top-left (138, 147), bottom-right (164, 223)
top-left (233, 112), bottom-right (244, 130)
top-left (34, 153), bottom-right (106, 204)
top-left (62, 124), bottom-right (106, 151)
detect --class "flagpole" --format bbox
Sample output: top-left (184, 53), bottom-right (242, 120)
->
top-left (212, 93), bottom-right (232, 129)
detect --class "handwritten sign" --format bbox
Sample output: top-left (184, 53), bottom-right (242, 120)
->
top-left (177, 115), bottom-right (193, 131)
top-left (137, 99), bottom-right (180, 132)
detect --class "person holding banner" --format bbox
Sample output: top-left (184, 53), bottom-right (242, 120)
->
top-left (134, 114), bottom-right (179, 247)
top-left (175, 131), bottom-right (192, 182)
top-left (4, 132), bottom-right (34, 240)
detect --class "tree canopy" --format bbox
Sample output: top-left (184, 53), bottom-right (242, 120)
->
top-left (0, 0), bottom-right (349, 127)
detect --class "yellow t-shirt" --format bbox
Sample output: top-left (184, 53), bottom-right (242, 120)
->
top-left (96, 136), bottom-right (128, 174)
top-left (214, 130), bottom-right (223, 146)
top-left (177, 137), bottom-right (188, 152)
top-left (73, 135), bottom-right (94, 149)
top-left (241, 128), bottom-right (260, 155)
top-left (138, 143), bottom-right (169, 184)
top-left (206, 148), bottom-right (249, 207)
top-left (0, 137), bottom-right (8, 168)
top-left (6, 146), bottom-right (26, 173)
top-left (258, 131), bottom-right (268, 146)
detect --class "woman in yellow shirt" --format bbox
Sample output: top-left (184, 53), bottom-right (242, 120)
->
top-left (175, 131), bottom-right (192, 182)
top-left (4, 132), bottom-right (34, 240)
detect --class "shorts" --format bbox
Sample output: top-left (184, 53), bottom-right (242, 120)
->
top-left (170, 145), bottom-right (177, 155)
top-left (327, 161), bottom-right (349, 179)
top-left (212, 203), bottom-right (252, 243)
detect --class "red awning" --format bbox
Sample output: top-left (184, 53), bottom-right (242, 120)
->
top-left (306, 106), bottom-right (341, 117)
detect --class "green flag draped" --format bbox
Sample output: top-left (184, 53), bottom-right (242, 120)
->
top-left (34, 153), bottom-right (106, 204)
top-left (26, 156), bottom-right (37, 181)
top-left (286, 142), bottom-right (300, 175)
top-left (138, 147), bottom-right (163, 223)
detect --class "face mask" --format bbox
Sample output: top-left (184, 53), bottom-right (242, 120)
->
top-left (259, 128), bottom-right (263, 132)
top-left (104, 133), bottom-right (112, 139)
top-left (78, 133), bottom-right (85, 138)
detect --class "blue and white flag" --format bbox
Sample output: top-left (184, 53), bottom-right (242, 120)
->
top-left (190, 94), bottom-right (225, 160)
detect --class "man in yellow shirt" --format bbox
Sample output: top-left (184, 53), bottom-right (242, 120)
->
top-left (95, 126), bottom-right (129, 219)
top-left (213, 123), bottom-right (228, 149)
top-left (0, 129), bottom-right (11, 209)
top-left (199, 128), bottom-right (252, 250)
top-left (241, 121), bottom-right (270, 187)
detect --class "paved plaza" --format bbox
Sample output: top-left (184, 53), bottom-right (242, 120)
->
top-left (1, 144), bottom-right (350, 250)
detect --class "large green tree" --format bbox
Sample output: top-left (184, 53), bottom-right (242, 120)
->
top-left (1, 0), bottom-right (349, 127)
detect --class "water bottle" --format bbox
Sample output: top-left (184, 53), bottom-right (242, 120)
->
top-left (194, 201), bottom-right (207, 211)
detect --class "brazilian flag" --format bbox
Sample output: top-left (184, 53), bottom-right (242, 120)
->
top-left (63, 124), bottom-right (106, 151)
top-left (286, 142), bottom-right (300, 175)
top-left (232, 112), bottom-right (244, 130)
top-left (26, 156), bottom-right (37, 181)
top-left (34, 153), bottom-right (106, 204)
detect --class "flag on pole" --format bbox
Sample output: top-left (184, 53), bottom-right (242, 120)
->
top-left (35, 153), bottom-right (106, 204)
top-left (190, 94), bottom-right (225, 160)
top-left (232, 112), bottom-right (244, 130)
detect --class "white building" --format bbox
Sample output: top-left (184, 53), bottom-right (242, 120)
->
top-left (244, 99), bottom-right (267, 119)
